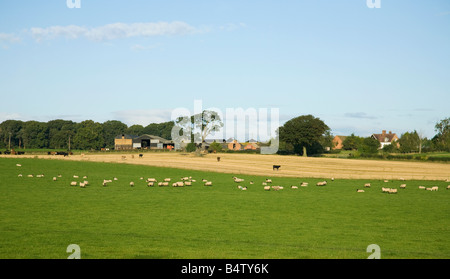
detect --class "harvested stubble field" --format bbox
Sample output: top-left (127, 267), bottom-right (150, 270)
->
top-left (8, 152), bottom-right (450, 181)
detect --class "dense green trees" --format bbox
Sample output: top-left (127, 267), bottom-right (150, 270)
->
top-left (278, 115), bottom-right (330, 156)
top-left (0, 119), bottom-right (176, 151)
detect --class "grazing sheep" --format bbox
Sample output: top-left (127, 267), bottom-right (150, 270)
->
top-left (291, 186), bottom-right (298, 189)
top-left (356, 189), bottom-right (365, 193)
top-left (364, 183), bottom-right (371, 188)
top-left (147, 182), bottom-right (154, 187)
top-left (242, 186), bottom-right (248, 191)
top-left (181, 177), bottom-right (189, 181)
top-left (389, 188), bottom-right (398, 194)
top-left (53, 177), bottom-right (57, 181)
top-left (419, 186), bottom-right (426, 190)
top-left (130, 182), bottom-right (134, 187)
top-left (79, 182), bottom-right (86, 188)
top-left (400, 184), bottom-right (406, 189)
top-left (162, 182), bottom-right (169, 186)
top-left (382, 187), bottom-right (390, 193)
top-left (184, 181), bottom-right (192, 186)
top-left (102, 181), bottom-right (108, 187)
top-left (113, 177), bottom-right (118, 181)
top-left (262, 182), bottom-right (267, 186)
top-left (158, 182), bottom-right (163, 187)
top-left (446, 185), bottom-right (450, 190)
top-left (27, 174), bottom-right (34, 178)
top-left (83, 176), bottom-right (88, 179)
top-left (384, 180), bottom-right (389, 183)
top-left (265, 179), bottom-right (272, 183)
top-left (233, 177), bottom-right (244, 183)
top-left (70, 181), bottom-right (77, 186)
top-left (204, 181), bottom-right (213, 186)
top-left (431, 186), bottom-right (438, 191)
top-left (300, 182), bottom-right (308, 187)
top-left (264, 186), bottom-right (271, 191)
top-left (250, 181), bottom-right (254, 185)
top-left (57, 174), bottom-right (62, 178)
top-left (18, 174), bottom-right (23, 177)
top-left (16, 164), bottom-right (22, 167)
top-left (202, 179), bottom-right (208, 182)
top-left (426, 187), bottom-right (432, 191)
top-left (147, 178), bottom-right (157, 182)
top-left (316, 181), bottom-right (327, 186)
top-left (164, 178), bottom-right (171, 182)
top-left (173, 181), bottom-right (184, 187)
top-left (73, 175), bottom-right (79, 179)
top-left (271, 186), bottom-right (283, 191)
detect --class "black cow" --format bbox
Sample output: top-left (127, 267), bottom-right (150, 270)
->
top-left (273, 165), bottom-right (281, 171)
top-left (139, 154), bottom-right (143, 158)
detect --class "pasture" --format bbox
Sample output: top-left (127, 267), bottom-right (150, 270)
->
top-left (1, 157), bottom-right (449, 259)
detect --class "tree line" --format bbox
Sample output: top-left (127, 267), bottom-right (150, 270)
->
top-left (0, 115), bottom-right (448, 154)
top-left (0, 119), bottom-right (174, 151)
top-left (339, 118), bottom-right (450, 154)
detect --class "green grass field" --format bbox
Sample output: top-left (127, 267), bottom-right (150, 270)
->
top-left (1, 157), bottom-right (449, 259)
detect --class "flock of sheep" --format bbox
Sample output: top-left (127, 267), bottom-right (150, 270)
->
top-left (15, 163), bottom-right (450, 193)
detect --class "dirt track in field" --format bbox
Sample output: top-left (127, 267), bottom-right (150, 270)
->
top-left (5, 152), bottom-right (450, 181)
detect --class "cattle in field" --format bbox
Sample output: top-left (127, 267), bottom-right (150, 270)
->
top-left (273, 165), bottom-right (281, 171)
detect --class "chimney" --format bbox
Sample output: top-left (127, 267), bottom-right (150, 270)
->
top-left (389, 131), bottom-right (392, 134)
top-left (382, 130), bottom-right (386, 136)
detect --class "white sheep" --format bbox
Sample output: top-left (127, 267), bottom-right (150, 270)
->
top-left (364, 183), bottom-right (371, 188)
top-left (382, 187), bottom-right (390, 193)
top-left (426, 187), bottom-right (432, 191)
top-left (446, 185), bottom-right (450, 190)
top-left (70, 181), bottom-right (77, 186)
top-left (316, 181), bottom-right (327, 186)
top-left (130, 182), bottom-right (134, 187)
top-left (300, 182), bottom-right (308, 187)
top-left (147, 178), bottom-right (157, 182)
top-left (16, 164), bottom-right (22, 167)
top-left (204, 181), bottom-right (213, 186)
top-left (147, 182), bottom-right (154, 187)
top-left (53, 177), bottom-right (57, 181)
top-left (79, 182), bottom-right (86, 188)
top-left (18, 174), bottom-right (23, 177)
top-left (164, 178), bottom-right (171, 182)
top-left (356, 189), bottom-right (365, 193)
top-left (291, 186), bottom-right (298, 189)
top-left (73, 175), bottom-right (79, 179)
top-left (389, 188), bottom-right (398, 194)
top-left (419, 186), bottom-right (426, 190)
top-left (27, 174), bottom-right (34, 178)
top-left (431, 186), bottom-right (438, 191)
top-left (400, 184), bottom-right (406, 189)
top-left (264, 186), bottom-right (271, 191)
top-left (265, 179), bottom-right (272, 183)
top-left (184, 181), bottom-right (192, 186)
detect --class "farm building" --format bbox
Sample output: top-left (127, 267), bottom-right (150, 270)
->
top-left (371, 130), bottom-right (399, 149)
top-left (114, 134), bottom-right (174, 150)
top-left (114, 134), bottom-right (136, 150)
top-left (227, 140), bottom-right (242, 151)
top-left (332, 135), bottom-right (347, 150)
top-left (244, 142), bottom-right (259, 150)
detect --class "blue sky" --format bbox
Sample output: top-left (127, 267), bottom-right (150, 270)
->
top-left (0, 0), bottom-right (449, 140)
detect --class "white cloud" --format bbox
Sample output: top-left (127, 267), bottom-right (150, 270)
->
top-left (0, 33), bottom-right (21, 48)
top-left (30, 21), bottom-right (202, 42)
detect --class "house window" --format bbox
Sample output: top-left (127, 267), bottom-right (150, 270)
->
top-left (385, 137), bottom-right (389, 142)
